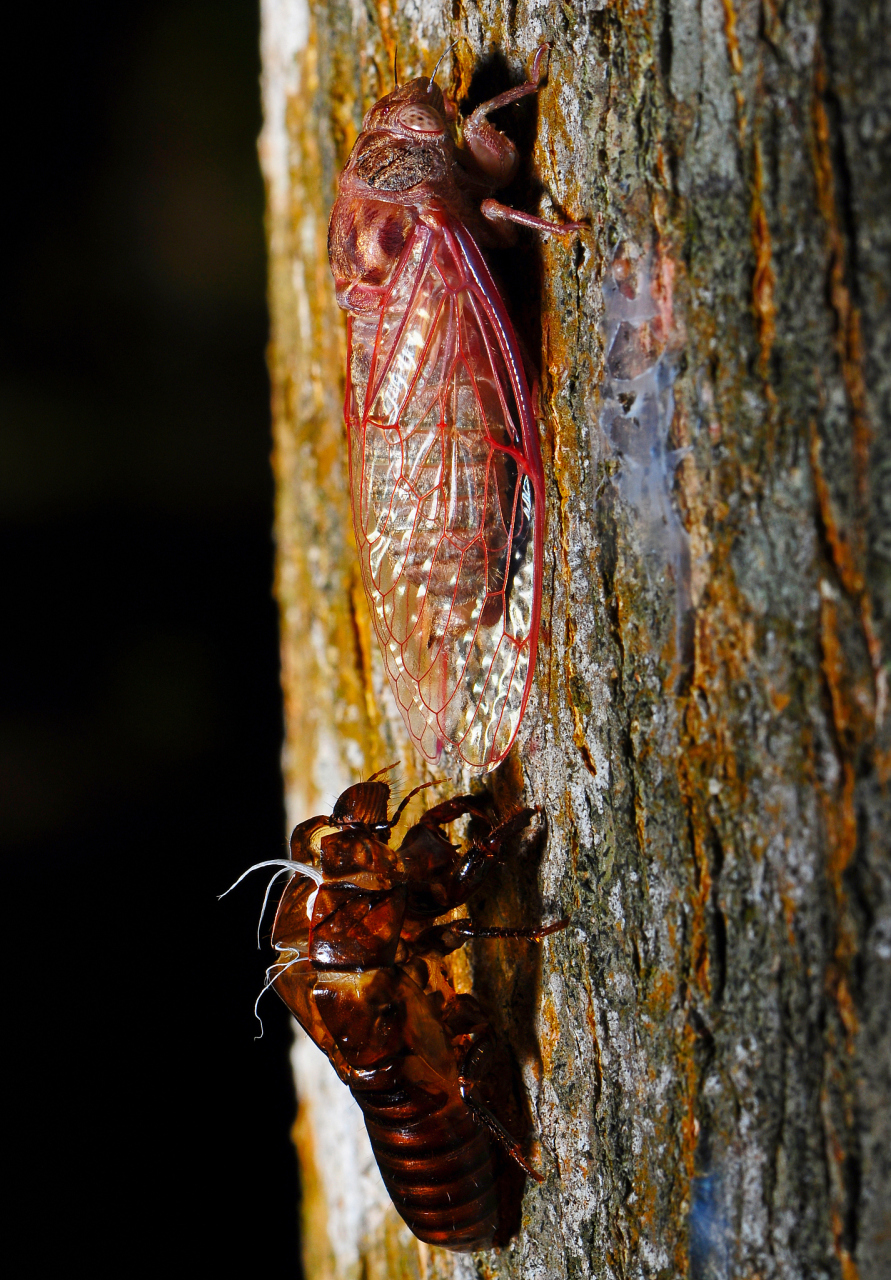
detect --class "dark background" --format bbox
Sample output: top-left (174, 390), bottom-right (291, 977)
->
top-left (2, 2), bottom-right (302, 1274)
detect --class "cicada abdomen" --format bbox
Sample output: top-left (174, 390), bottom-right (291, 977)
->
top-left (328, 45), bottom-right (582, 770)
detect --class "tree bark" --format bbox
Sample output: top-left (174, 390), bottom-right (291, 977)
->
top-left (259, 0), bottom-right (890, 1276)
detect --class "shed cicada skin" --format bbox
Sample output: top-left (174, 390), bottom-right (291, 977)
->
top-left (328, 44), bottom-right (582, 770)
top-left (238, 771), bottom-right (567, 1251)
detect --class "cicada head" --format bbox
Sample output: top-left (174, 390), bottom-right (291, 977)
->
top-left (331, 779), bottom-right (392, 829)
top-left (361, 78), bottom-right (448, 139)
top-left (329, 73), bottom-right (459, 315)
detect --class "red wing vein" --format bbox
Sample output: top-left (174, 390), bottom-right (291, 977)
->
top-left (365, 229), bottom-right (435, 419)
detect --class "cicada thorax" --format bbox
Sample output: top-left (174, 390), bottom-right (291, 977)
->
top-left (330, 778), bottom-right (391, 827)
top-left (273, 813), bottom-right (408, 970)
top-left (329, 194), bottom-right (417, 313)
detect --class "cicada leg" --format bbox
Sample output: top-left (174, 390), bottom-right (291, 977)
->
top-left (474, 806), bottom-right (537, 853)
top-left (455, 1032), bottom-right (544, 1182)
top-left (461, 44), bottom-right (586, 241)
top-left (400, 803), bottom-right (540, 917)
top-left (462, 44), bottom-right (553, 187)
top-left (479, 198), bottom-right (587, 238)
top-left (410, 794), bottom-right (490, 828)
top-left (386, 780), bottom-right (440, 830)
top-left (413, 915), bottom-right (568, 958)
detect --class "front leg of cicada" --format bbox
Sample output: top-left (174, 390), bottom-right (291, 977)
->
top-left (464, 44), bottom-right (586, 240)
top-left (454, 1031), bottom-right (545, 1182)
top-left (462, 43), bottom-right (552, 186)
top-left (413, 915), bottom-right (569, 959)
top-left (399, 800), bottom-right (535, 914)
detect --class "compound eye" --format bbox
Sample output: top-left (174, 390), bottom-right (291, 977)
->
top-left (395, 104), bottom-right (444, 134)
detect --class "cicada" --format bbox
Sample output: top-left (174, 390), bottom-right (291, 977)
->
top-left (228, 771), bottom-right (567, 1250)
top-left (328, 44), bottom-right (582, 770)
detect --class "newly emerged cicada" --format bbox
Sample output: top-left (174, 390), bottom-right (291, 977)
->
top-left (228, 771), bottom-right (567, 1250)
top-left (328, 44), bottom-right (582, 770)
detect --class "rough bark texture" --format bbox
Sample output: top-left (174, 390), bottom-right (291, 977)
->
top-left (259, 0), bottom-right (890, 1276)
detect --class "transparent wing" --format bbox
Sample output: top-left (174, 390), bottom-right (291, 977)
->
top-left (346, 221), bottom-right (542, 770)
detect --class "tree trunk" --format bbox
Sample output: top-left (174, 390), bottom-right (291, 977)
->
top-left (259, 0), bottom-right (890, 1276)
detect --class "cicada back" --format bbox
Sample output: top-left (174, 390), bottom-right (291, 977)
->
top-left (328, 47), bottom-right (581, 770)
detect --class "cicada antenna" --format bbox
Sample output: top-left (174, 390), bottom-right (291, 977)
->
top-left (393, 45), bottom-right (399, 90)
top-left (427, 38), bottom-right (464, 93)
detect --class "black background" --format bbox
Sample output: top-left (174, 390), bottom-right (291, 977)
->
top-left (2, 2), bottom-right (302, 1274)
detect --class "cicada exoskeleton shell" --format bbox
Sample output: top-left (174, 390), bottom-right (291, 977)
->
top-left (227, 774), bottom-right (567, 1250)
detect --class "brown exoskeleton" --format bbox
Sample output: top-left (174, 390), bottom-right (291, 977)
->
top-left (230, 770), bottom-right (566, 1251)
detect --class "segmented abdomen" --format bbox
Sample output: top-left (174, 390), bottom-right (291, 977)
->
top-left (354, 1070), bottom-right (499, 1250)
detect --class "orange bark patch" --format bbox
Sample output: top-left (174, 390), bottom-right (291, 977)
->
top-left (810, 420), bottom-right (886, 725)
top-left (720, 0), bottom-right (747, 137)
top-left (751, 142), bottom-right (777, 385)
top-left (812, 59), bottom-right (871, 515)
top-left (720, 0), bottom-right (743, 75)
